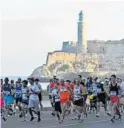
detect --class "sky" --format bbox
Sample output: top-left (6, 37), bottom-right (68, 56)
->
top-left (0, 0), bottom-right (124, 76)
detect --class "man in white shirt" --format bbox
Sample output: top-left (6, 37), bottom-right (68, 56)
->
top-left (34, 78), bottom-right (43, 110)
top-left (28, 77), bottom-right (41, 122)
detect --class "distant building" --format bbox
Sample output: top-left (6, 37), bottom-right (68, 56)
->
top-left (77, 11), bottom-right (87, 53)
top-left (46, 10), bottom-right (124, 73)
top-left (62, 41), bottom-right (76, 53)
top-left (62, 10), bottom-right (87, 54)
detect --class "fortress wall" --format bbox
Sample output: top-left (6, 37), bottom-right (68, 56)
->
top-left (104, 42), bottom-right (124, 56)
top-left (87, 41), bottom-right (124, 55)
top-left (87, 41), bottom-right (105, 54)
top-left (46, 52), bottom-right (76, 66)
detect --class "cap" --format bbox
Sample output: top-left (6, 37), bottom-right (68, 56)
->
top-left (28, 77), bottom-right (35, 81)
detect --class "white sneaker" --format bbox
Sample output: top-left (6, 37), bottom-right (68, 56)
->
top-left (96, 113), bottom-right (100, 117)
top-left (79, 118), bottom-right (83, 123)
top-left (72, 116), bottom-right (78, 120)
top-left (107, 111), bottom-right (111, 116)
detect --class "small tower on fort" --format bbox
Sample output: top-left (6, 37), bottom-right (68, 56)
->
top-left (77, 10), bottom-right (87, 54)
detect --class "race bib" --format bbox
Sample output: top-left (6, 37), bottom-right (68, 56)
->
top-left (110, 91), bottom-right (116, 96)
top-left (16, 90), bottom-right (21, 93)
top-left (22, 94), bottom-right (27, 100)
top-left (16, 90), bottom-right (22, 97)
top-left (4, 91), bottom-right (10, 95)
top-left (74, 96), bottom-right (80, 100)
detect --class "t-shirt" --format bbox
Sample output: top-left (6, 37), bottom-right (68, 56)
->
top-left (52, 88), bottom-right (60, 102)
top-left (29, 84), bottom-right (40, 100)
top-left (16, 85), bottom-right (22, 98)
top-left (22, 87), bottom-right (28, 100)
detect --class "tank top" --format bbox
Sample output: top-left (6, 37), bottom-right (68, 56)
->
top-left (59, 85), bottom-right (68, 100)
top-left (3, 84), bottom-right (11, 96)
top-left (74, 85), bottom-right (81, 100)
top-left (16, 86), bottom-right (22, 98)
top-left (109, 83), bottom-right (118, 96)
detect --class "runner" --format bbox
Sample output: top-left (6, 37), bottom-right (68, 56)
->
top-left (66, 80), bottom-right (74, 114)
top-left (2, 77), bottom-right (13, 120)
top-left (52, 83), bottom-right (62, 123)
top-left (108, 75), bottom-right (121, 123)
top-left (59, 79), bottom-right (69, 122)
top-left (80, 82), bottom-right (88, 118)
top-left (15, 81), bottom-right (22, 117)
top-left (28, 77), bottom-right (41, 122)
top-left (0, 90), bottom-right (6, 121)
top-left (34, 78), bottom-right (43, 110)
top-left (72, 79), bottom-right (84, 122)
top-left (21, 80), bottom-right (29, 121)
top-left (48, 79), bottom-right (55, 108)
top-left (10, 80), bottom-right (15, 115)
top-left (96, 79), bottom-right (107, 117)
top-left (89, 78), bottom-right (98, 115)
top-left (48, 79), bottom-right (56, 116)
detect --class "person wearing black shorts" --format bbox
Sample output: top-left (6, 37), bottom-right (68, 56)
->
top-left (52, 84), bottom-right (62, 123)
top-left (96, 81), bottom-right (107, 117)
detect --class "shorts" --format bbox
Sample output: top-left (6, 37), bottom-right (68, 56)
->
top-left (73, 98), bottom-right (84, 107)
top-left (38, 93), bottom-right (42, 102)
top-left (22, 99), bottom-right (28, 105)
top-left (16, 97), bottom-right (22, 104)
top-left (55, 101), bottom-right (62, 113)
top-left (28, 99), bottom-right (40, 111)
top-left (60, 99), bottom-right (68, 104)
top-left (4, 96), bottom-right (13, 105)
top-left (49, 95), bottom-right (52, 100)
top-left (97, 95), bottom-right (106, 105)
top-left (110, 96), bottom-right (119, 103)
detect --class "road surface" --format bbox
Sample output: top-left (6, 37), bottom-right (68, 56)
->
top-left (1, 109), bottom-right (124, 128)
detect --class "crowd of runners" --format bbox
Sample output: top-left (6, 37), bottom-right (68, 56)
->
top-left (0, 74), bottom-right (124, 124)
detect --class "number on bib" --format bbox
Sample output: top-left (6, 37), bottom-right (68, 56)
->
top-left (110, 91), bottom-right (116, 96)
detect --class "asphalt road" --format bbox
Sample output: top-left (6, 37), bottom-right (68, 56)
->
top-left (1, 109), bottom-right (124, 128)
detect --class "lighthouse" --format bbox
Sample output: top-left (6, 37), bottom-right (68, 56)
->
top-left (77, 10), bottom-right (87, 54)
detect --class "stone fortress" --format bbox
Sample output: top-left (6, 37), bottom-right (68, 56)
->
top-left (32, 11), bottom-right (124, 78)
